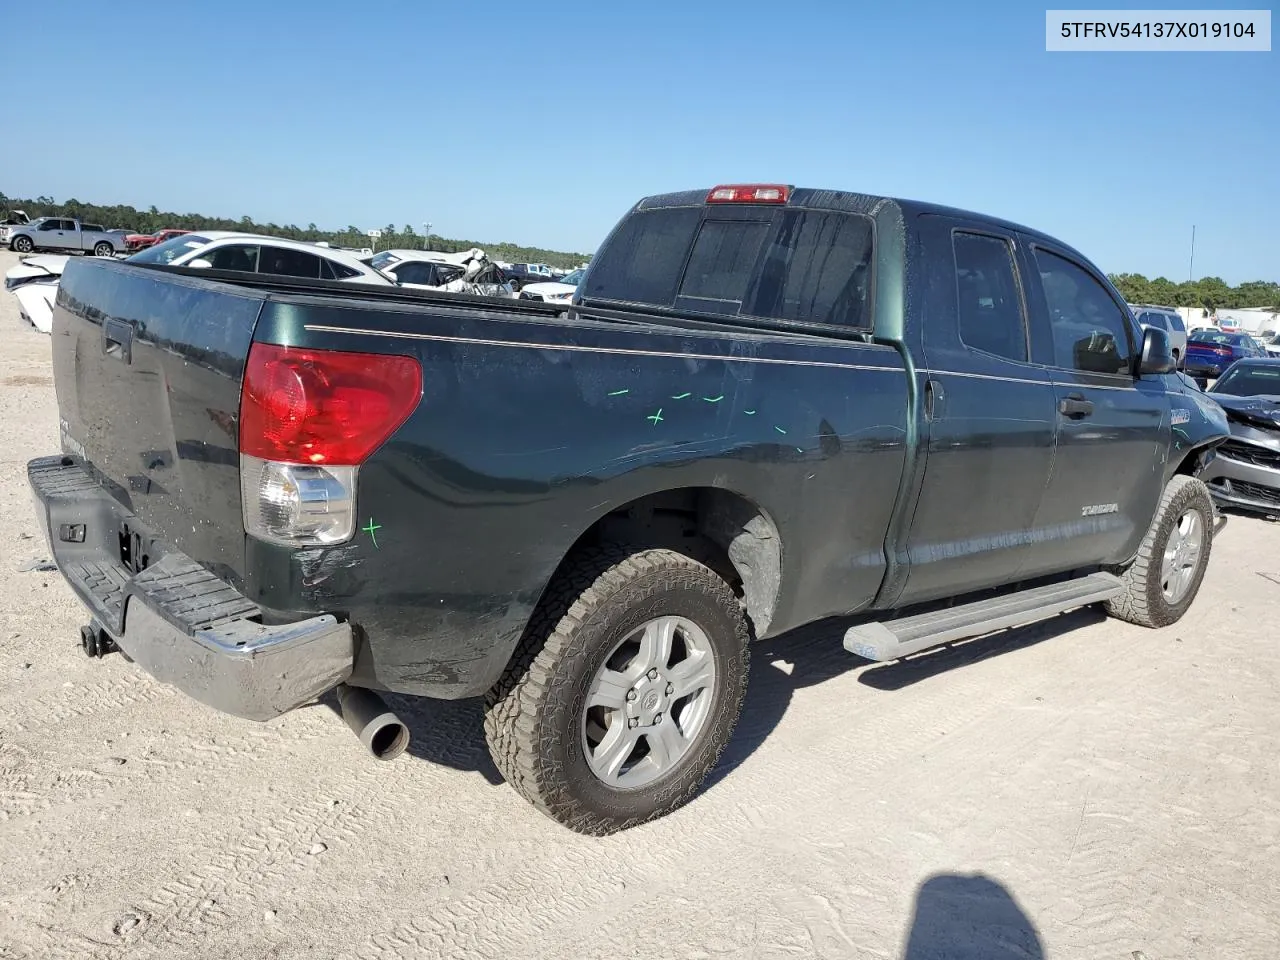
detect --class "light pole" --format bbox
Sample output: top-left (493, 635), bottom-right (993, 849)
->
top-left (423, 222), bottom-right (432, 251)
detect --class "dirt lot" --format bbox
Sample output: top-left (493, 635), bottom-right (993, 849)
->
top-left (1, 247), bottom-right (1279, 960)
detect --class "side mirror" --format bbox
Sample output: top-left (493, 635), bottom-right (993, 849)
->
top-left (187, 258), bottom-right (213, 269)
top-left (1137, 326), bottom-right (1175, 375)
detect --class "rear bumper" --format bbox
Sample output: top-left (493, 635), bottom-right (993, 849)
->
top-left (27, 455), bottom-right (354, 721)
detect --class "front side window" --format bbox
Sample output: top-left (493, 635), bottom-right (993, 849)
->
top-left (203, 244), bottom-right (260, 273)
top-left (1035, 248), bottom-right (1134, 375)
top-left (391, 261), bottom-right (439, 285)
top-left (39, 220), bottom-right (61, 231)
top-left (952, 232), bottom-right (1027, 361)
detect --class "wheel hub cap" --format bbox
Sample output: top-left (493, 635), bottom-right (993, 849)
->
top-left (581, 615), bottom-right (717, 788)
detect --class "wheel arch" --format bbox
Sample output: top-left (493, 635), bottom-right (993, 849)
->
top-left (536, 485), bottom-right (784, 641)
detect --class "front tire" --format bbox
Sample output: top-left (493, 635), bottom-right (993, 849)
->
top-left (485, 546), bottom-right (750, 835)
top-left (11, 235), bottom-right (33, 253)
top-left (1106, 475), bottom-right (1214, 628)
top-left (93, 241), bottom-right (114, 257)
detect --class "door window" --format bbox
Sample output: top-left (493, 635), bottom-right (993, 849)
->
top-left (203, 244), bottom-right (260, 273)
top-left (258, 246), bottom-right (322, 279)
top-left (952, 232), bottom-right (1028, 361)
top-left (391, 261), bottom-right (439, 285)
top-left (1034, 249), bottom-right (1134, 376)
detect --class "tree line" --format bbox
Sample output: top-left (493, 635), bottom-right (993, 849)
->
top-left (1107, 273), bottom-right (1278, 312)
top-left (0, 192), bottom-right (592, 270)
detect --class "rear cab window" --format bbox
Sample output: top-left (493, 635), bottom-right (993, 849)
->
top-left (582, 199), bottom-right (875, 331)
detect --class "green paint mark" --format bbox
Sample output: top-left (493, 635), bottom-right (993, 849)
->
top-left (671, 392), bottom-right (692, 399)
top-left (362, 518), bottom-right (382, 549)
top-left (702, 395), bottom-right (724, 403)
top-left (647, 408), bottom-right (664, 426)
top-left (743, 409), bottom-right (756, 416)
top-left (607, 389), bottom-right (630, 397)
top-left (774, 426), bottom-right (787, 435)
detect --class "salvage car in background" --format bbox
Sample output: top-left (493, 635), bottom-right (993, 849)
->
top-left (124, 227), bottom-right (191, 252)
top-left (5, 233), bottom-right (390, 332)
top-left (1200, 358), bottom-right (1280, 515)
top-left (1183, 330), bottom-right (1267, 385)
top-left (128, 231), bottom-right (391, 284)
top-left (5, 217), bottom-right (129, 256)
top-left (519, 266), bottom-right (584, 304)
top-left (368, 248), bottom-right (515, 297)
top-left (1130, 303), bottom-right (1188, 368)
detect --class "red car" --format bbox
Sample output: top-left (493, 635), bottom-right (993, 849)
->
top-left (124, 228), bottom-right (191, 252)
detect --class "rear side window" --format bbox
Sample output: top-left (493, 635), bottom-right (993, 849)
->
top-left (581, 207), bottom-right (702, 305)
top-left (1167, 313), bottom-right (1185, 332)
top-left (952, 232), bottom-right (1027, 362)
top-left (746, 210), bottom-right (873, 328)
top-left (321, 258), bottom-right (362, 280)
top-left (679, 220), bottom-right (769, 303)
top-left (259, 246), bottom-right (322, 279)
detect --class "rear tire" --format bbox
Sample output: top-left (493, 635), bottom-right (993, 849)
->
top-left (1106, 475), bottom-right (1213, 628)
top-left (12, 235), bottom-right (33, 253)
top-left (485, 545), bottom-right (750, 835)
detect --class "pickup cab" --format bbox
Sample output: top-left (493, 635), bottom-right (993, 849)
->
top-left (7, 217), bottom-right (128, 257)
top-left (28, 183), bottom-right (1228, 834)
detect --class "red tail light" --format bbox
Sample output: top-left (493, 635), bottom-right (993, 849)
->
top-left (706, 184), bottom-right (790, 204)
top-left (239, 343), bottom-right (422, 465)
top-left (1212, 347), bottom-right (1234, 357)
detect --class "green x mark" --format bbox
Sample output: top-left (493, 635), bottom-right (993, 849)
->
top-left (362, 517), bottom-right (382, 548)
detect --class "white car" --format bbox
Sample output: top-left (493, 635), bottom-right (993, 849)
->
top-left (368, 248), bottom-right (515, 298)
top-left (518, 267), bottom-right (585, 304)
top-left (128, 232), bottom-right (392, 283)
top-left (6, 233), bottom-right (391, 334)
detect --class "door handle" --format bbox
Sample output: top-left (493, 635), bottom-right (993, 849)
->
top-left (1058, 395), bottom-right (1094, 419)
top-left (103, 318), bottom-right (134, 364)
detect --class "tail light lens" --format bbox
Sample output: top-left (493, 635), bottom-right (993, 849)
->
top-left (239, 343), bottom-right (421, 546)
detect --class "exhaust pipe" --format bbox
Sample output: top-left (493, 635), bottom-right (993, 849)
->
top-left (336, 684), bottom-right (410, 760)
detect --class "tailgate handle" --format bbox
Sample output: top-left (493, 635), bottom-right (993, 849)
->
top-left (103, 318), bottom-right (134, 364)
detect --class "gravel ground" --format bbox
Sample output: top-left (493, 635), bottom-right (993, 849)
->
top-left (1, 247), bottom-right (1279, 959)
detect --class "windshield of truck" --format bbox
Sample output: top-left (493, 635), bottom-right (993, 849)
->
top-left (582, 205), bottom-right (874, 329)
top-left (1211, 363), bottom-right (1280, 396)
top-left (127, 234), bottom-right (211, 265)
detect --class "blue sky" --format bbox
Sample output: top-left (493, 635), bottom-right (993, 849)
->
top-left (3, 1), bottom-right (1275, 282)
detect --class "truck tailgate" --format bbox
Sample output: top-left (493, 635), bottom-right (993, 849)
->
top-left (52, 258), bottom-right (264, 586)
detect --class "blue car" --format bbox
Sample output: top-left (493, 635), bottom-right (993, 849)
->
top-left (1184, 330), bottom-right (1266, 383)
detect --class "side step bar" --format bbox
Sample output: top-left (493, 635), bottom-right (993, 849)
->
top-left (844, 572), bottom-right (1124, 662)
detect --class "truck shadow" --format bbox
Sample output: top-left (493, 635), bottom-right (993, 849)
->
top-left (902, 872), bottom-right (1044, 959)
top-left (704, 607), bottom-right (1103, 791)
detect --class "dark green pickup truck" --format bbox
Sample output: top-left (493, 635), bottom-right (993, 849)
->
top-left (29, 184), bottom-right (1227, 833)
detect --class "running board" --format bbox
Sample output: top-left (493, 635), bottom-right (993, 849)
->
top-left (843, 572), bottom-right (1124, 662)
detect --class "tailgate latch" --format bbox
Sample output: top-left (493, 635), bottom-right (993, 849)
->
top-left (103, 318), bottom-right (135, 364)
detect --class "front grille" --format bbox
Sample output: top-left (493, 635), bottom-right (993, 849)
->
top-left (1223, 479), bottom-right (1280, 506)
top-left (1218, 440), bottom-right (1280, 470)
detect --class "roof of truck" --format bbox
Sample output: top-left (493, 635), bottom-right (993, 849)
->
top-left (635, 185), bottom-right (1078, 255)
